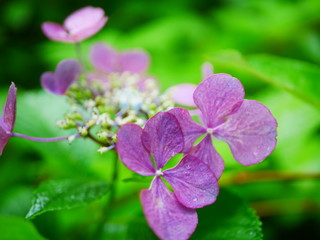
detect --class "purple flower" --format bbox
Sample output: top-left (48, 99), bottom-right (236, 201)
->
top-left (168, 74), bottom-right (278, 179)
top-left (167, 62), bottom-right (213, 107)
top-left (90, 43), bottom-right (150, 74)
top-left (117, 112), bottom-right (218, 240)
top-left (0, 83), bottom-right (17, 155)
top-left (42, 6), bottom-right (108, 43)
top-left (41, 59), bottom-right (81, 95)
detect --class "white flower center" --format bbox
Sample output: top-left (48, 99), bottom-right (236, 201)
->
top-left (207, 128), bottom-right (214, 134)
top-left (155, 169), bottom-right (163, 176)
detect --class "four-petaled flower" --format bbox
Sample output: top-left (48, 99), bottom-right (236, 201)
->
top-left (0, 83), bottom-right (17, 155)
top-left (41, 59), bottom-right (81, 95)
top-left (168, 73), bottom-right (278, 179)
top-left (117, 111), bottom-right (219, 240)
top-left (42, 6), bottom-right (108, 43)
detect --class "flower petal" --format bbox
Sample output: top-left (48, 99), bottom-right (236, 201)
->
top-left (41, 72), bottom-right (59, 95)
top-left (117, 123), bottom-right (155, 176)
top-left (90, 43), bottom-right (118, 73)
top-left (141, 177), bottom-right (198, 240)
top-left (41, 22), bottom-right (73, 43)
top-left (201, 62), bottom-right (214, 80)
top-left (193, 73), bottom-right (244, 128)
top-left (164, 155), bottom-right (219, 209)
top-left (142, 112), bottom-right (184, 169)
top-left (0, 83), bottom-right (16, 155)
top-left (214, 100), bottom-right (277, 165)
top-left (119, 50), bottom-right (150, 73)
top-left (167, 108), bottom-right (205, 153)
top-left (41, 59), bottom-right (81, 95)
top-left (188, 135), bottom-right (225, 179)
top-left (0, 126), bottom-right (10, 155)
top-left (166, 84), bottom-right (197, 107)
top-left (3, 83), bottom-right (17, 132)
top-left (64, 6), bottom-right (107, 41)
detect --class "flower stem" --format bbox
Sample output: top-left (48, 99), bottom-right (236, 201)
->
top-left (87, 133), bottom-right (109, 146)
top-left (75, 42), bottom-right (85, 67)
top-left (12, 132), bottom-right (79, 142)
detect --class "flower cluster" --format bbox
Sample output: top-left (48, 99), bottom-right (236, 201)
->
top-left (0, 6), bottom-right (278, 240)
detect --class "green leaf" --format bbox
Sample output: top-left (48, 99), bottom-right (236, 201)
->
top-left (0, 215), bottom-right (46, 240)
top-left (26, 179), bottom-right (109, 219)
top-left (191, 189), bottom-right (263, 240)
top-left (210, 51), bottom-right (320, 109)
top-left (121, 189), bottom-right (262, 240)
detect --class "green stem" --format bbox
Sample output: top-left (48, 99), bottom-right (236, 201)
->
top-left (74, 42), bottom-right (84, 67)
top-left (87, 133), bottom-right (109, 147)
top-left (93, 152), bottom-right (119, 239)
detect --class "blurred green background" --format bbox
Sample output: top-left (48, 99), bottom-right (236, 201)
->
top-left (0, 0), bottom-right (320, 239)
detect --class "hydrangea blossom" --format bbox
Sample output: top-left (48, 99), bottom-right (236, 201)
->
top-left (168, 73), bottom-right (278, 179)
top-left (117, 111), bottom-right (218, 240)
top-left (90, 43), bottom-right (150, 74)
top-left (41, 59), bottom-right (81, 95)
top-left (0, 83), bottom-right (17, 155)
top-left (42, 6), bottom-right (107, 43)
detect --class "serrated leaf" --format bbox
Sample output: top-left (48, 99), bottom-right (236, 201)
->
top-left (122, 189), bottom-right (262, 240)
top-left (0, 216), bottom-right (46, 240)
top-left (26, 179), bottom-right (109, 219)
top-left (210, 51), bottom-right (320, 109)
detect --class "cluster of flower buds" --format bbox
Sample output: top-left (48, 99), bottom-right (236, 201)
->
top-left (0, 6), bottom-right (278, 240)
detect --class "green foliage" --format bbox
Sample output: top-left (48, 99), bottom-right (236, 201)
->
top-left (0, 216), bottom-right (46, 240)
top-left (191, 189), bottom-right (263, 240)
top-left (210, 51), bottom-right (320, 108)
top-left (26, 179), bottom-right (109, 219)
top-left (100, 189), bottom-right (262, 240)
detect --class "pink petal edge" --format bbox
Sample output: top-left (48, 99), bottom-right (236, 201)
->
top-left (140, 177), bottom-right (198, 240)
top-left (116, 123), bottom-right (155, 176)
top-left (214, 99), bottom-right (278, 166)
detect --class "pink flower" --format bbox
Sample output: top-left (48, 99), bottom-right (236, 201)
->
top-left (168, 73), bottom-right (278, 179)
top-left (117, 112), bottom-right (218, 240)
top-left (42, 6), bottom-right (108, 43)
top-left (90, 43), bottom-right (150, 74)
top-left (0, 83), bottom-right (17, 155)
top-left (41, 59), bottom-right (81, 95)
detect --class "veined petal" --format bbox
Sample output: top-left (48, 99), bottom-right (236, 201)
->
top-left (142, 112), bottom-right (184, 169)
top-left (214, 100), bottom-right (277, 166)
top-left (90, 43), bottom-right (118, 73)
top-left (188, 135), bottom-right (224, 179)
top-left (201, 62), bottom-right (214, 80)
top-left (193, 73), bottom-right (244, 128)
top-left (41, 22), bottom-right (73, 43)
top-left (166, 84), bottom-right (197, 107)
top-left (119, 50), bottom-right (150, 73)
top-left (117, 123), bottom-right (155, 176)
top-left (3, 83), bottom-right (17, 132)
top-left (140, 177), bottom-right (198, 240)
top-left (164, 155), bottom-right (219, 209)
top-left (167, 108), bottom-right (205, 153)
top-left (64, 6), bottom-right (107, 41)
